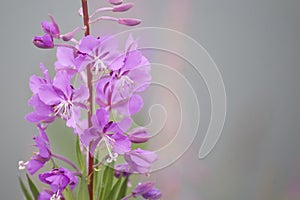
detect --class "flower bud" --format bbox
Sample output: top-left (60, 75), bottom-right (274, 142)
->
top-left (113, 3), bottom-right (134, 12)
top-left (33, 34), bottom-right (54, 49)
top-left (118, 18), bottom-right (141, 26)
top-left (128, 127), bottom-right (151, 143)
top-left (107, 0), bottom-right (123, 5)
top-left (132, 182), bottom-right (155, 197)
top-left (142, 188), bottom-right (162, 200)
top-left (41, 15), bottom-right (60, 39)
top-left (61, 27), bottom-right (81, 41)
top-left (124, 148), bottom-right (157, 174)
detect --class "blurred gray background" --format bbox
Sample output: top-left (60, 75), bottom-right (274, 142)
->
top-left (1, 0), bottom-right (300, 199)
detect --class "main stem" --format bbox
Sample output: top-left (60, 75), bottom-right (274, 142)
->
top-left (81, 0), bottom-right (94, 199)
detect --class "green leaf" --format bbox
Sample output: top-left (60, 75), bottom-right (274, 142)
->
top-left (99, 162), bottom-right (115, 200)
top-left (62, 187), bottom-right (74, 200)
top-left (116, 177), bottom-right (129, 200)
top-left (106, 177), bottom-right (123, 200)
top-left (19, 177), bottom-right (33, 200)
top-left (75, 136), bottom-right (85, 173)
top-left (77, 177), bottom-right (89, 200)
top-left (26, 174), bottom-right (39, 200)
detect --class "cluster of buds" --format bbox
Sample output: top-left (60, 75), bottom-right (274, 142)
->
top-left (33, 1), bottom-right (140, 49)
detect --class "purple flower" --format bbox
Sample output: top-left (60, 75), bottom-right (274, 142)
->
top-left (124, 148), bottom-right (157, 174)
top-left (77, 35), bottom-right (121, 73)
top-left (27, 70), bottom-right (89, 129)
top-left (81, 108), bottom-right (131, 160)
top-left (122, 182), bottom-right (161, 200)
top-left (39, 167), bottom-right (78, 193)
top-left (33, 34), bottom-right (54, 49)
top-left (132, 182), bottom-right (155, 197)
top-left (127, 127), bottom-right (151, 143)
top-left (41, 15), bottom-right (60, 39)
top-left (27, 125), bottom-right (51, 175)
top-left (96, 35), bottom-right (151, 116)
top-left (39, 71), bottom-right (89, 127)
top-left (96, 77), bottom-right (144, 116)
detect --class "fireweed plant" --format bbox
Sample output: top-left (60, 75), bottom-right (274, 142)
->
top-left (18, 0), bottom-right (162, 199)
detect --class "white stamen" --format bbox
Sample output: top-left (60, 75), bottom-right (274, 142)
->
top-left (92, 56), bottom-right (107, 75)
top-left (50, 190), bottom-right (61, 200)
top-left (119, 75), bottom-right (134, 90)
top-left (18, 160), bottom-right (28, 170)
top-left (54, 100), bottom-right (73, 119)
top-left (103, 136), bottom-right (118, 163)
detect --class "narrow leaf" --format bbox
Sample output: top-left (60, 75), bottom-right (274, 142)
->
top-left (26, 174), bottom-right (39, 200)
top-left (75, 136), bottom-right (85, 173)
top-left (62, 187), bottom-right (74, 200)
top-left (77, 177), bottom-right (89, 199)
top-left (19, 177), bottom-right (33, 200)
top-left (116, 177), bottom-right (129, 200)
top-left (99, 162), bottom-right (115, 200)
top-left (106, 177), bottom-right (123, 200)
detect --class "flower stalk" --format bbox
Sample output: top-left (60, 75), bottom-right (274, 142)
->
top-left (80, 0), bottom-right (94, 199)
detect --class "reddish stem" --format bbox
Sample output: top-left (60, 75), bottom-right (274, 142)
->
top-left (81, 0), bottom-right (94, 199)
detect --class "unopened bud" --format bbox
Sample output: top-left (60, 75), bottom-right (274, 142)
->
top-left (41, 15), bottom-right (60, 39)
top-left (33, 34), bottom-right (54, 49)
top-left (61, 27), bottom-right (81, 41)
top-left (107, 0), bottom-right (123, 5)
top-left (113, 3), bottom-right (134, 12)
top-left (128, 127), bottom-right (151, 143)
top-left (118, 18), bottom-right (141, 26)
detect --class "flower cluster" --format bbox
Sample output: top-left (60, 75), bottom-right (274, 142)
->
top-left (19, 1), bottom-right (161, 200)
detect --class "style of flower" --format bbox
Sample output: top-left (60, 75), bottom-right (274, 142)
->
top-left (81, 108), bottom-right (131, 161)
